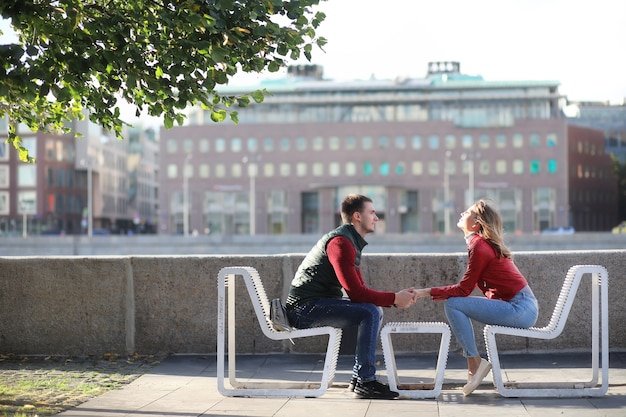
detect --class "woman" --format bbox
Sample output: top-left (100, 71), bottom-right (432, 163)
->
top-left (413, 199), bottom-right (538, 396)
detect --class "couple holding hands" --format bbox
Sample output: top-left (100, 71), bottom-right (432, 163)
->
top-left (285, 194), bottom-right (538, 399)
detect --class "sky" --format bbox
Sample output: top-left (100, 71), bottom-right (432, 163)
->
top-left (2, 0), bottom-right (625, 105)
top-left (287, 0), bottom-right (626, 104)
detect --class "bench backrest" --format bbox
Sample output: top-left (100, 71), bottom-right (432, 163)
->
top-left (543, 264), bottom-right (606, 333)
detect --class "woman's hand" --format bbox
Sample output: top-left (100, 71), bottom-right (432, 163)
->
top-left (412, 288), bottom-right (431, 301)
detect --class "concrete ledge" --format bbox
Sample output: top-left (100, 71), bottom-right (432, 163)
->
top-left (0, 250), bottom-right (624, 356)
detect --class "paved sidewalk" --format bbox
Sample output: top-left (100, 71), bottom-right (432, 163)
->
top-left (58, 351), bottom-right (626, 417)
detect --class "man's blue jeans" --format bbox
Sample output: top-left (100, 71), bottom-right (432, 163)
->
top-left (287, 298), bottom-right (383, 383)
top-left (444, 285), bottom-right (539, 358)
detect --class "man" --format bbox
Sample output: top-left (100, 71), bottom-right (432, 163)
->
top-left (286, 194), bottom-right (415, 399)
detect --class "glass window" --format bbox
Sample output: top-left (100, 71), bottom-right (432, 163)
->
top-left (184, 163), bottom-right (193, 179)
top-left (183, 138), bottom-right (193, 153)
top-left (412, 135), bottom-right (422, 149)
top-left (513, 159), bottom-right (524, 174)
top-left (0, 165), bottom-right (8, 187)
top-left (496, 160), bottom-right (507, 174)
top-left (546, 133), bottom-right (557, 148)
top-left (479, 134), bottom-right (490, 149)
top-left (329, 136), bottom-right (340, 151)
top-left (312, 136), bottom-right (323, 151)
top-left (167, 138), bottom-right (177, 153)
top-left (18, 165), bottom-right (36, 186)
top-left (231, 163), bottom-right (242, 178)
top-left (428, 135), bottom-right (439, 149)
top-left (231, 137), bottom-right (242, 152)
top-left (0, 191), bottom-right (8, 214)
top-left (280, 163), bottom-right (290, 177)
top-left (363, 161), bottom-right (373, 176)
top-left (346, 162), bottom-right (357, 176)
top-left (18, 191), bottom-right (36, 213)
top-left (280, 137), bottom-right (290, 151)
top-left (395, 162), bottom-right (405, 175)
top-left (411, 161), bottom-right (423, 175)
top-left (215, 138), bottom-right (226, 152)
top-left (199, 138), bottom-right (209, 152)
top-left (296, 162), bottom-right (307, 177)
top-left (428, 161), bottom-right (439, 175)
top-left (247, 137), bottom-right (258, 152)
top-left (167, 164), bottom-right (178, 178)
top-left (263, 163), bottom-right (274, 177)
top-left (445, 135), bottom-right (456, 149)
top-left (329, 162), bottom-right (340, 176)
top-left (378, 136), bottom-right (389, 149)
top-left (263, 137), bottom-right (274, 152)
top-left (530, 160), bottom-right (540, 174)
top-left (199, 163), bottom-right (209, 178)
top-left (312, 162), bottom-right (323, 176)
top-left (296, 137), bottom-right (306, 151)
top-left (379, 162), bottom-right (389, 176)
top-left (548, 159), bottom-right (557, 173)
top-left (496, 134), bottom-right (506, 149)
top-left (530, 133), bottom-right (540, 147)
top-left (462, 135), bottom-right (472, 149)
top-left (362, 136), bottom-right (373, 150)
top-left (346, 136), bottom-right (356, 150)
top-left (512, 134), bottom-right (523, 148)
top-left (395, 136), bottom-right (406, 149)
top-left (215, 163), bottom-right (226, 177)
top-left (22, 138), bottom-right (37, 159)
top-left (479, 160), bottom-right (490, 175)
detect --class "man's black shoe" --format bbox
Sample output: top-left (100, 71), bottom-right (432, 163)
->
top-left (353, 380), bottom-right (399, 399)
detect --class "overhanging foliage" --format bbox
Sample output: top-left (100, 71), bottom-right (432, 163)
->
top-left (0, 0), bottom-right (326, 162)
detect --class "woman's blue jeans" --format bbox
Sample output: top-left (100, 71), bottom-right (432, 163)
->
top-left (444, 286), bottom-right (539, 358)
top-left (287, 298), bottom-right (383, 383)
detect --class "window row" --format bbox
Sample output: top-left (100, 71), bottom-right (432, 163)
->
top-left (167, 158), bottom-right (559, 179)
top-left (166, 132), bottom-right (559, 154)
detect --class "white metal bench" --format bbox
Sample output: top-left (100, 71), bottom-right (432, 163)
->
top-left (216, 266), bottom-right (343, 397)
top-left (484, 264), bottom-right (609, 397)
top-left (381, 321), bottom-right (451, 398)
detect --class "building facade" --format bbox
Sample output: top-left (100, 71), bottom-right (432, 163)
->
top-left (0, 114), bottom-right (160, 236)
top-left (158, 62), bottom-right (617, 236)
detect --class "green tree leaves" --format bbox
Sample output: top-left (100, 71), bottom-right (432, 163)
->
top-left (0, 0), bottom-right (326, 162)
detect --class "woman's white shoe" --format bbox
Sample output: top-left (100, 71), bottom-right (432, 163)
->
top-left (462, 358), bottom-right (492, 396)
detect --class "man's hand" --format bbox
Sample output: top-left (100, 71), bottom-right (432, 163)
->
top-left (394, 288), bottom-right (416, 308)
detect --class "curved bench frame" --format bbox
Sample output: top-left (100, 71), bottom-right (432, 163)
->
top-left (484, 264), bottom-right (609, 397)
top-left (216, 266), bottom-right (342, 397)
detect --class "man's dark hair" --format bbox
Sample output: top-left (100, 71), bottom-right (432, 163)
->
top-left (341, 194), bottom-right (372, 223)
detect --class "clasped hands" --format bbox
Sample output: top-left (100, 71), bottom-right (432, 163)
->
top-left (394, 287), bottom-right (431, 308)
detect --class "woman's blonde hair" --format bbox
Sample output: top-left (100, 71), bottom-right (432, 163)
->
top-left (472, 199), bottom-right (511, 259)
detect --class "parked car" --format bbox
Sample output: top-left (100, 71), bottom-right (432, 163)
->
top-left (541, 226), bottom-right (575, 235)
top-left (612, 221), bottom-right (626, 234)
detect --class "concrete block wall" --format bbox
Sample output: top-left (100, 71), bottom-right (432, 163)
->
top-left (0, 250), bottom-right (624, 356)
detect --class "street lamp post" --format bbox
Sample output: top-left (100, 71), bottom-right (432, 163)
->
top-left (461, 152), bottom-right (477, 206)
top-left (20, 201), bottom-right (27, 238)
top-left (243, 155), bottom-right (259, 236)
top-left (87, 161), bottom-right (93, 238)
top-left (80, 158), bottom-right (93, 237)
top-left (443, 150), bottom-right (451, 235)
top-left (183, 154), bottom-right (191, 237)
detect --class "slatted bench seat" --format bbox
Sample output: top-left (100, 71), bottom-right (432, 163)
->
top-left (381, 321), bottom-right (451, 398)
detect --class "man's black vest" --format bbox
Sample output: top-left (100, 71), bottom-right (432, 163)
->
top-left (287, 223), bottom-right (367, 306)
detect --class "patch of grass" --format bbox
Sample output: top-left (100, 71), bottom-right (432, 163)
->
top-left (0, 353), bottom-right (164, 416)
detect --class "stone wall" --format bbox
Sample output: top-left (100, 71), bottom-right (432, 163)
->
top-left (0, 250), bottom-right (623, 356)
